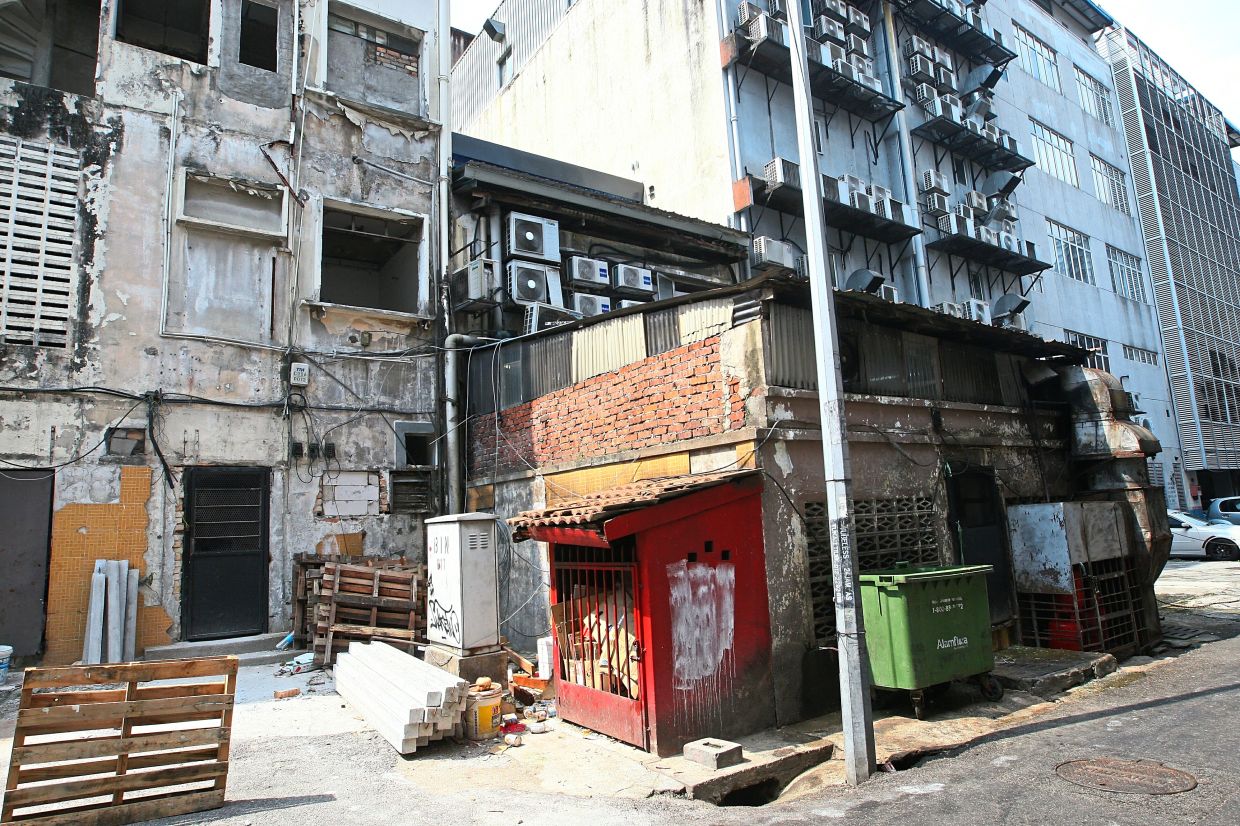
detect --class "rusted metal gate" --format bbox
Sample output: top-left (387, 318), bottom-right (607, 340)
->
top-left (549, 542), bottom-right (647, 750)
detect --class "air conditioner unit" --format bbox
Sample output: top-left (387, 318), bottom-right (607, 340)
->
top-left (965, 190), bottom-right (987, 213)
top-left (571, 293), bottom-right (612, 317)
top-left (924, 191), bottom-right (951, 216)
top-left (968, 8), bottom-right (985, 31)
top-left (845, 6), bottom-right (871, 36)
top-left (997, 218), bottom-right (1017, 236)
top-left (524, 302), bottom-right (580, 334)
top-left (1024, 240), bottom-right (1039, 260)
top-left (737, 1), bottom-right (763, 28)
top-left (768, 0), bottom-right (788, 20)
top-left (861, 73), bottom-right (883, 93)
top-left (824, 41), bottom-right (846, 65)
top-left (934, 45), bottom-right (954, 71)
top-left (998, 231), bottom-right (1019, 252)
top-left (841, 173), bottom-right (867, 193)
top-left (872, 196), bottom-right (889, 220)
top-left (850, 54), bottom-right (875, 77)
top-left (879, 283), bottom-right (900, 303)
top-left (818, 0), bottom-right (848, 24)
top-left (567, 255), bottom-right (611, 288)
top-left (944, 0), bottom-right (966, 17)
top-left (618, 299), bottom-right (647, 310)
top-left (903, 35), bottom-right (932, 59)
top-left (748, 13), bottom-right (786, 46)
top-left (823, 175), bottom-right (851, 203)
top-left (506, 212), bottom-right (561, 263)
top-left (804, 37), bottom-right (825, 65)
top-left (887, 198), bottom-right (909, 225)
top-left (655, 273), bottom-right (687, 300)
top-left (975, 226), bottom-right (999, 246)
top-left (1001, 134), bottom-right (1021, 154)
top-left (964, 116), bottom-right (984, 135)
top-left (983, 123), bottom-right (1001, 143)
top-left (921, 169), bottom-right (951, 194)
top-left (869, 183), bottom-right (892, 202)
top-left (914, 82), bottom-right (939, 106)
top-left (935, 67), bottom-right (957, 92)
top-left (850, 190), bottom-right (875, 213)
top-left (611, 264), bottom-right (656, 296)
top-left (926, 96), bottom-right (962, 123)
top-left (953, 202), bottom-right (973, 219)
top-left (940, 92), bottom-right (962, 109)
top-left (834, 59), bottom-right (862, 83)
top-left (938, 212), bottom-right (973, 236)
top-left (764, 156), bottom-right (799, 190)
top-left (813, 16), bottom-right (846, 45)
top-left (751, 236), bottom-right (797, 273)
top-left (794, 254), bottom-right (809, 280)
top-left (506, 261), bottom-right (564, 307)
top-left (846, 33), bottom-right (869, 57)
top-left (965, 298), bottom-right (991, 324)
top-left (451, 258), bottom-right (500, 305)
top-left (933, 301), bottom-right (967, 318)
top-left (908, 54), bottom-right (936, 83)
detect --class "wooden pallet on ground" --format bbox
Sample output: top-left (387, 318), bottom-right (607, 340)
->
top-left (312, 563), bottom-right (427, 665)
top-left (2, 657), bottom-right (238, 826)
top-left (291, 553), bottom-right (424, 647)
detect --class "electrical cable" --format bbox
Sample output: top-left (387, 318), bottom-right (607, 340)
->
top-left (0, 398), bottom-right (145, 472)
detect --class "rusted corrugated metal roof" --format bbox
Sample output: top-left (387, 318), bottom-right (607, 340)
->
top-left (508, 469), bottom-right (759, 541)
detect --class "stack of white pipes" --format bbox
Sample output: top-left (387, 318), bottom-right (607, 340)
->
top-left (81, 559), bottom-right (140, 664)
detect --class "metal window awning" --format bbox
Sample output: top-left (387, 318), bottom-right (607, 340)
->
top-left (912, 116), bottom-right (1036, 174)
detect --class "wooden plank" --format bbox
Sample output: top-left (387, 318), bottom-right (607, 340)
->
top-left (329, 593), bottom-right (415, 611)
top-left (5, 787), bottom-right (225, 826)
top-left (11, 727), bottom-right (227, 770)
top-left (16, 711), bottom-right (226, 737)
top-left (215, 665), bottom-right (237, 793)
top-left (17, 695), bottom-right (233, 727)
top-left (22, 658), bottom-right (238, 688)
top-left (16, 746), bottom-right (223, 783)
top-left (3, 761), bottom-right (228, 807)
top-left (328, 625), bottom-right (417, 640)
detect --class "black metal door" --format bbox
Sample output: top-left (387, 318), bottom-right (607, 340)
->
top-left (946, 465), bottom-right (1015, 625)
top-left (183, 467), bottom-right (270, 640)
top-left (0, 470), bottom-right (54, 656)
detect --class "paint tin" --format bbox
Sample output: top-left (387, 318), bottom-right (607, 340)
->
top-left (504, 733), bottom-right (523, 747)
top-left (465, 686), bottom-right (503, 740)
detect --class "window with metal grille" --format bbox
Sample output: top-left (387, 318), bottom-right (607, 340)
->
top-left (1107, 245), bottom-right (1147, 303)
top-left (0, 137), bottom-right (81, 349)
top-left (1091, 155), bottom-right (1131, 215)
top-left (1013, 23), bottom-right (1060, 92)
top-left (1064, 329), bottom-right (1110, 372)
top-left (389, 470), bottom-right (435, 514)
top-left (1123, 343), bottom-right (1159, 366)
top-left (1047, 219), bottom-right (1095, 285)
top-left (1030, 120), bottom-right (1078, 185)
top-left (1075, 66), bottom-right (1115, 127)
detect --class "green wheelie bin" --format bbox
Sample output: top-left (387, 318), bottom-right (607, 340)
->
top-left (859, 563), bottom-right (1003, 719)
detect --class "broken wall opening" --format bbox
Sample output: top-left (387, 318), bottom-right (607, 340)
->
top-left (320, 206), bottom-right (421, 314)
top-left (116, 0), bottom-right (210, 64)
top-left (238, 0), bottom-right (278, 71)
top-left (325, 4), bottom-right (422, 112)
top-left (0, 0), bottom-right (100, 96)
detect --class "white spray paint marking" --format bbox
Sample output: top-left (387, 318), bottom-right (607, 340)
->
top-left (666, 560), bottom-right (736, 688)
top-left (772, 440), bottom-right (795, 476)
top-left (991, 755), bottom-right (1020, 766)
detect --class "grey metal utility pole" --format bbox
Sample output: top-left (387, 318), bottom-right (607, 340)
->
top-left (785, 0), bottom-right (876, 785)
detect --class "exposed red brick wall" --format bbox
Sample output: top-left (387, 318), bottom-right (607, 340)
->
top-left (469, 337), bottom-right (733, 477)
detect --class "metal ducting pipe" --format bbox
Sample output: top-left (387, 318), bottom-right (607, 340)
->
top-left (444, 333), bottom-right (483, 513)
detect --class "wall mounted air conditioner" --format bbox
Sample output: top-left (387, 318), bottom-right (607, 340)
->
top-left (748, 13), bottom-right (786, 46)
top-left (819, 0), bottom-right (848, 23)
top-left (846, 33), bottom-right (869, 58)
top-left (804, 36), bottom-right (826, 65)
top-left (823, 175), bottom-right (851, 203)
top-left (938, 212), bottom-right (973, 236)
top-left (965, 298), bottom-right (991, 324)
top-left (921, 169), bottom-right (951, 194)
top-left (869, 183), bottom-right (893, 202)
top-left (849, 54), bottom-right (875, 77)
top-left (944, 0), bottom-right (966, 17)
top-left (452, 258), bottom-right (500, 305)
top-left (567, 256), bottom-right (611, 288)
top-left (998, 218), bottom-right (1017, 236)
top-left (908, 54), bottom-right (936, 83)
top-left (934, 45), bottom-right (954, 70)
top-left (926, 96), bottom-right (962, 122)
top-left (1024, 240), bottom-right (1039, 260)
top-left (737, 1), bottom-right (763, 28)
top-left (572, 293), bottom-right (612, 317)
top-left (887, 198), bottom-right (909, 225)
top-left (968, 8), bottom-right (985, 31)
top-left (924, 191), bottom-right (950, 216)
top-left (933, 301), bottom-right (967, 318)
top-left (1001, 134), bottom-right (1021, 154)
top-left (872, 196), bottom-right (889, 220)
top-left (845, 6), bottom-right (871, 36)
top-left (941, 92), bottom-right (962, 109)
top-left (964, 116), bottom-right (984, 135)
top-left (813, 16), bottom-right (846, 45)
top-left (834, 59), bottom-right (862, 83)
top-left (935, 67), bottom-right (957, 92)
top-left (914, 82), bottom-right (939, 107)
top-left (824, 41), bottom-right (847, 65)
top-left (841, 173), bottom-right (868, 193)
top-left (983, 123), bottom-right (1001, 143)
top-left (524, 302), bottom-right (580, 334)
top-left (611, 264), bottom-right (656, 296)
top-left (751, 235), bottom-right (797, 273)
top-left (975, 226), bottom-right (998, 246)
top-left (850, 189), bottom-right (875, 213)
top-left (861, 73), bottom-right (883, 93)
top-left (879, 284), bottom-right (900, 303)
top-left (965, 190), bottom-right (988, 213)
top-left (507, 261), bottom-right (564, 307)
top-left (998, 231), bottom-right (1019, 252)
top-left (768, 0), bottom-right (788, 20)
top-left (764, 156), bottom-right (800, 190)
top-left (618, 299), bottom-right (647, 310)
top-left (506, 212), bottom-right (560, 263)
top-left (903, 35), bottom-right (932, 59)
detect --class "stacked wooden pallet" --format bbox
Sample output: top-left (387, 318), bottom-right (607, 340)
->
top-left (292, 554), bottom-right (426, 649)
top-left (312, 562), bottom-right (427, 665)
top-left (334, 642), bottom-right (467, 754)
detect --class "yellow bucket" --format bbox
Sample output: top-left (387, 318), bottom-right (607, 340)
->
top-left (465, 687), bottom-right (503, 740)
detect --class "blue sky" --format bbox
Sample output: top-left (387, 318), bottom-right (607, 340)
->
top-left (452, 0), bottom-right (1240, 129)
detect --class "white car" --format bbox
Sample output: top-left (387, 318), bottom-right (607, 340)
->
top-left (1167, 511), bottom-right (1240, 560)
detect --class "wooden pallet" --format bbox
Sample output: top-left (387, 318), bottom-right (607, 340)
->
top-left (2, 657), bottom-right (238, 826)
top-left (291, 553), bottom-right (424, 647)
top-left (312, 563), bottom-right (427, 665)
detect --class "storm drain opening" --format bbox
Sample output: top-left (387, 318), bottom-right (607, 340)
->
top-left (717, 778), bottom-right (782, 807)
top-left (1055, 758), bottom-right (1197, 795)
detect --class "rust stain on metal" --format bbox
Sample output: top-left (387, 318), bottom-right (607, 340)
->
top-left (1055, 758), bottom-right (1197, 795)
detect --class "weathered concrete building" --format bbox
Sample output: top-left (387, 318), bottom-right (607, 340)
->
top-left (0, 0), bottom-right (450, 662)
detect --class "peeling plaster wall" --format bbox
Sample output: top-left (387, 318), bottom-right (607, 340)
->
top-left (0, 0), bottom-right (445, 650)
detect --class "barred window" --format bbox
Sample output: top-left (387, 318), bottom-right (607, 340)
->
top-left (1075, 66), bottom-right (1115, 127)
top-left (1048, 220), bottom-right (1095, 285)
top-left (1013, 23), bottom-right (1060, 92)
top-left (1030, 120), bottom-right (1078, 186)
top-left (1065, 329), bottom-right (1110, 372)
top-left (1123, 343), bottom-right (1159, 366)
top-left (1107, 245), bottom-right (1147, 303)
top-left (1091, 155), bottom-right (1130, 215)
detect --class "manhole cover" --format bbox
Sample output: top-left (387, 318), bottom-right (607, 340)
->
top-left (1056, 758), bottom-right (1197, 795)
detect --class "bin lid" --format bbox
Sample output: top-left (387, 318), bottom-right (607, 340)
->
top-left (859, 563), bottom-right (994, 585)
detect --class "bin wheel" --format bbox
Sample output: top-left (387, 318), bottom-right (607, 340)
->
top-left (911, 690), bottom-right (928, 720)
top-left (978, 674), bottom-right (1004, 702)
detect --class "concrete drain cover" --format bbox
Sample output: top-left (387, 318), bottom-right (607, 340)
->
top-left (1056, 758), bottom-right (1197, 795)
